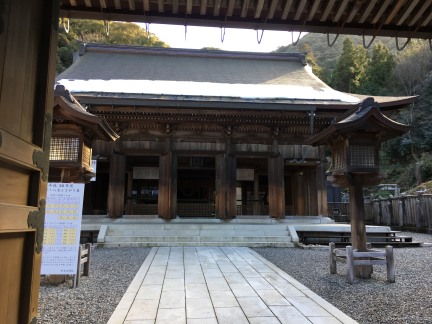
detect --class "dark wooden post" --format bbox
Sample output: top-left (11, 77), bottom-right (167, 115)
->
top-left (268, 155), bottom-right (285, 218)
top-left (107, 151), bottom-right (126, 217)
top-left (158, 152), bottom-right (177, 220)
top-left (215, 153), bottom-right (236, 219)
top-left (316, 157), bottom-right (328, 216)
top-left (349, 174), bottom-right (372, 278)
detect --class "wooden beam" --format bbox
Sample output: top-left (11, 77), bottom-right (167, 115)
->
top-left (114, 0), bottom-right (121, 10)
top-left (158, 0), bottom-right (164, 13)
top-left (294, 0), bottom-right (307, 21)
top-left (333, 0), bottom-right (349, 23)
top-left (421, 10), bottom-right (432, 27)
top-left (129, 0), bottom-right (136, 11)
top-left (99, 0), bottom-right (107, 9)
top-left (254, 0), bottom-right (265, 19)
top-left (409, 0), bottom-right (432, 26)
top-left (359, 0), bottom-right (377, 24)
top-left (84, 0), bottom-right (92, 8)
top-left (200, 0), bottom-right (207, 15)
top-left (186, 0), bottom-right (193, 14)
top-left (241, 0), bottom-right (250, 18)
top-left (307, 0), bottom-right (321, 21)
top-left (320, 0), bottom-right (335, 21)
top-left (267, 0), bottom-right (279, 20)
top-left (371, 0), bottom-right (391, 24)
top-left (173, 0), bottom-right (178, 14)
top-left (226, 0), bottom-right (235, 17)
top-left (281, 0), bottom-right (294, 20)
top-left (384, 0), bottom-right (405, 25)
top-left (143, 0), bottom-right (150, 12)
top-left (397, 0), bottom-right (419, 26)
top-left (214, 0), bottom-right (221, 16)
top-left (346, 0), bottom-right (361, 24)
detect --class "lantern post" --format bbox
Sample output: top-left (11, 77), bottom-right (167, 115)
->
top-left (307, 97), bottom-right (410, 279)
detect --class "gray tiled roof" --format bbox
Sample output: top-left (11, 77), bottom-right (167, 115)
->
top-left (58, 44), bottom-right (325, 88)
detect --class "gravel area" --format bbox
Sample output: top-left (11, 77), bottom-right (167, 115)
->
top-left (37, 233), bottom-right (431, 323)
top-left (254, 232), bottom-right (432, 324)
top-left (37, 247), bottom-right (151, 323)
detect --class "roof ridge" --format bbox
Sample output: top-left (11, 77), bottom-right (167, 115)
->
top-left (78, 42), bottom-right (307, 64)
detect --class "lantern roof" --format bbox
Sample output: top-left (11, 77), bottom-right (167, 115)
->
top-left (53, 85), bottom-right (119, 142)
top-left (306, 97), bottom-right (410, 146)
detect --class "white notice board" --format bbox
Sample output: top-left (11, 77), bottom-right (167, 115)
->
top-left (41, 183), bottom-right (85, 275)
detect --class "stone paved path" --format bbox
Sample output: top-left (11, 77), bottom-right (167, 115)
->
top-left (108, 247), bottom-right (358, 324)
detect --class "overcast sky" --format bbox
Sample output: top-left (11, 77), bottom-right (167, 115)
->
top-left (140, 23), bottom-right (304, 52)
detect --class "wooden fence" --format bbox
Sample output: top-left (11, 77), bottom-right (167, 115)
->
top-left (365, 195), bottom-right (432, 233)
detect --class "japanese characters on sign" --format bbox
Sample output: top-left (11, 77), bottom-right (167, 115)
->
top-left (41, 183), bottom-right (85, 275)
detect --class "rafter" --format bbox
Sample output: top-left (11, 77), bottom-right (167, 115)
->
top-left (186, 0), bottom-right (193, 15)
top-left (384, 0), bottom-right (405, 25)
top-left (371, 0), bottom-right (391, 24)
top-left (158, 0), bottom-right (164, 13)
top-left (267, 0), bottom-right (279, 20)
top-left (214, 0), bottom-right (222, 16)
top-left (397, 0), bottom-right (419, 26)
top-left (200, 0), bottom-right (207, 15)
top-left (333, 0), bottom-right (349, 23)
top-left (143, 0), bottom-right (150, 12)
top-left (241, 0), bottom-right (250, 19)
top-left (359, 0), bottom-right (377, 24)
top-left (129, 0), bottom-right (136, 11)
top-left (307, 0), bottom-right (321, 21)
top-left (226, 0), bottom-right (235, 17)
top-left (254, 0), bottom-right (265, 19)
top-left (346, 1), bottom-right (361, 24)
top-left (421, 10), bottom-right (432, 27)
top-left (409, 0), bottom-right (432, 26)
top-left (320, 0), bottom-right (335, 22)
top-left (281, 0), bottom-right (294, 20)
top-left (294, 0), bottom-right (307, 21)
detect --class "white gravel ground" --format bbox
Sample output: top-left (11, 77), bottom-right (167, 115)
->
top-left (37, 232), bottom-right (431, 323)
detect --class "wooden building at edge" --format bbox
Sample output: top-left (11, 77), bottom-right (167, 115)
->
top-left (56, 43), bottom-right (415, 221)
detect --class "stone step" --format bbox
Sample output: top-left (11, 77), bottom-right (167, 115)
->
top-left (104, 235), bottom-right (292, 243)
top-left (100, 241), bottom-right (295, 248)
top-left (106, 229), bottom-right (290, 236)
top-left (104, 223), bottom-right (289, 230)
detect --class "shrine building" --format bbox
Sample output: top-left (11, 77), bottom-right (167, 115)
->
top-left (56, 43), bottom-right (415, 221)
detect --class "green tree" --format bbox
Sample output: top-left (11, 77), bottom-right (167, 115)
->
top-left (300, 44), bottom-right (323, 79)
top-left (330, 37), bottom-right (367, 93)
top-left (360, 42), bottom-right (395, 95)
top-left (57, 20), bottom-right (169, 74)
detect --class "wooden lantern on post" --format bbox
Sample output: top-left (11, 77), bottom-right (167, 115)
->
top-left (49, 85), bottom-right (118, 183)
top-left (307, 97), bottom-right (410, 279)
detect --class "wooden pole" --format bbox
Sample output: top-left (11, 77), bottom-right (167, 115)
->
top-left (107, 151), bottom-right (126, 217)
top-left (268, 155), bottom-right (285, 218)
top-left (349, 174), bottom-right (372, 279)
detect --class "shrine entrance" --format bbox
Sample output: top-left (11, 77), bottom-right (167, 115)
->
top-left (177, 157), bottom-right (216, 217)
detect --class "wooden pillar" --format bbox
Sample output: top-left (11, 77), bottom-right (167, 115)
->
top-left (107, 152), bottom-right (126, 217)
top-left (215, 153), bottom-right (236, 219)
top-left (293, 172), bottom-right (305, 215)
top-left (268, 155), bottom-right (285, 218)
top-left (158, 152), bottom-right (177, 220)
top-left (125, 171), bottom-right (133, 215)
top-left (349, 174), bottom-right (372, 279)
top-left (253, 171), bottom-right (260, 215)
top-left (316, 161), bottom-right (328, 216)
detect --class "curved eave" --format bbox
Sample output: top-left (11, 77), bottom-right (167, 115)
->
top-left (54, 96), bottom-right (119, 142)
top-left (345, 94), bottom-right (417, 112)
top-left (307, 107), bottom-right (410, 146)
